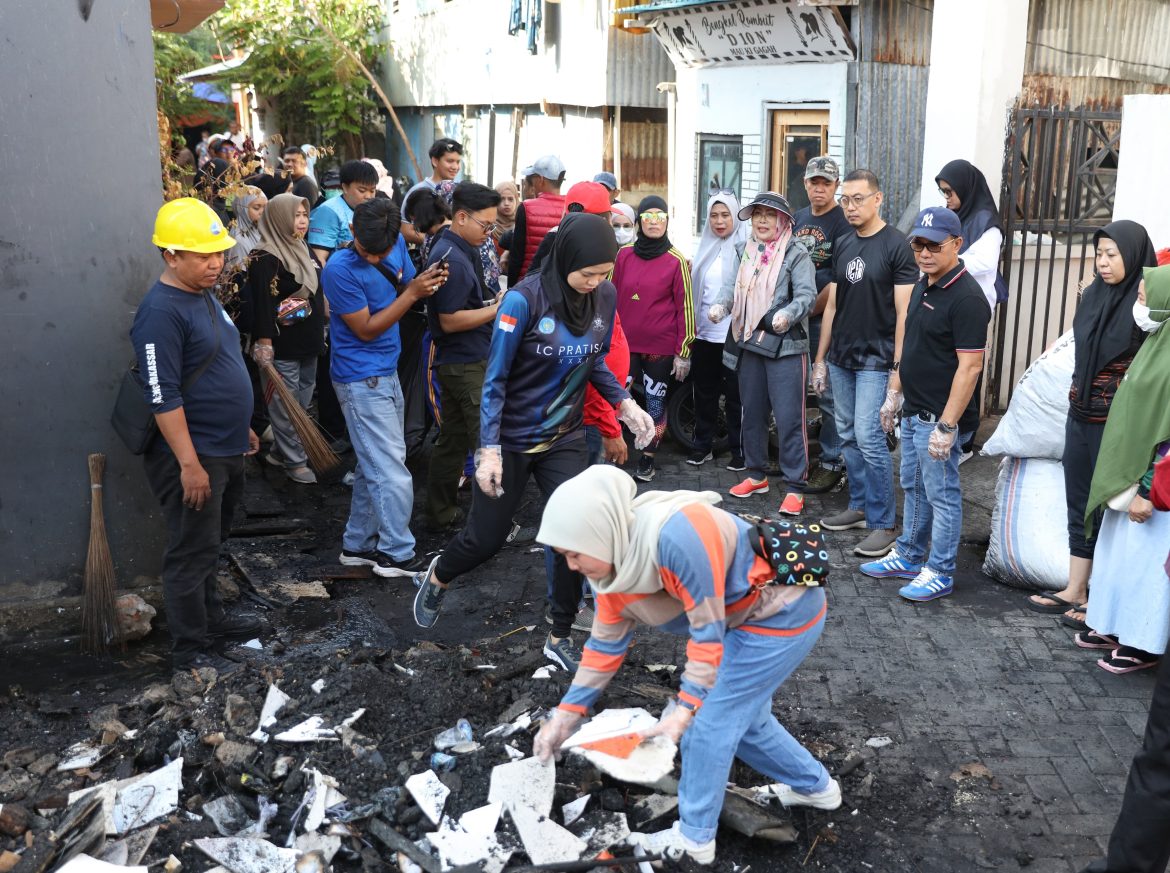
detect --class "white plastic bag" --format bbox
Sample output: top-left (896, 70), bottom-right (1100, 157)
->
top-left (983, 456), bottom-right (1068, 591)
top-left (983, 330), bottom-right (1074, 460)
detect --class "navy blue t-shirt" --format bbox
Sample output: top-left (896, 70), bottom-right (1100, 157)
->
top-left (425, 228), bottom-right (493, 365)
top-left (130, 281), bottom-right (253, 457)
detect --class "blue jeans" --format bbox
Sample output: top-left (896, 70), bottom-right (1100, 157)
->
top-left (679, 588), bottom-right (830, 845)
top-left (334, 375), bottom-right (417, 561)
top-left (895, 416), bottom-right (970, 575)
top-left (807, 319), bottom-right (841, 468)
top-left (584, 424), bottom-right (603, 467)
top-left (828, 364), bottom-right (895, 529)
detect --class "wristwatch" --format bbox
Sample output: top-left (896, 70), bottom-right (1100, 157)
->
top-left (936, 421), bottom-right (958, 434)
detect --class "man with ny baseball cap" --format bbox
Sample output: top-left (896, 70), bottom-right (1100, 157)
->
top-left (508, 154), bottom-right (568, 286)
top-left (860, 205), bottom-right (991, 603)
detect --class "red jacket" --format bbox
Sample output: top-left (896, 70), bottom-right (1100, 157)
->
top-left (584, 311), bottom-right (630, 438)
top-left (520, 193), bottom-right (565, 277)
top-left (1152, 454), bottom-right (1170, 511)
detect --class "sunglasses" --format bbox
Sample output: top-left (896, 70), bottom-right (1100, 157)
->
top-left (909, 236), bottom-right (956, 253)
top-left (640, 210), bottom-right (668, 222)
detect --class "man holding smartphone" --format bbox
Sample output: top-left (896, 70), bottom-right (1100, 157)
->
top-left (423, 182), bottom-right (504, 530)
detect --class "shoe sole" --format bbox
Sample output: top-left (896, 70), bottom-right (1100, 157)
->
top-left (769, 785), bottom-right (843, 811)
top-left (854, 539), bottom-right (898, 557)
top-left (634, 471), bottom-right (656, 482)
top-left (820, 518), bottom-right (867, 531)
top-left (859, 565), bottom-right (921, 580)
top-left (729, 486), bottom-right (769, 499)
top-left (686, 455), bottom-right (713, 466)
top-left (373, 563), bottom-right (422, 579)
top-left (412, 556), bottom-right (444, 628)
top-left (899, 587), bottom-right (953, 602)
top-left (778, 504), bottom-right (804, 516)
top-left (339, 552), bottom-right (377, 567)
top-left (726, 465), bottom-right (746, 472)
top-left (542, 643), bottom-right (577, 672)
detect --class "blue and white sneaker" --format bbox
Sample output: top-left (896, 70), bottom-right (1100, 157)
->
top-left (898, 567), bottom-right (954, 602)
top-left (859, 548), bottom-right (922, 580)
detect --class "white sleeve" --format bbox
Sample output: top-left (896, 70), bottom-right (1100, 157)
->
top-left (961, 228), bottom-right (1003, 276)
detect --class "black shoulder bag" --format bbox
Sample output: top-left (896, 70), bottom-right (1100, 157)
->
top-left (111, 291), bottom-right (221, 455)
top-left (749, 518), bottom-right (831, 588)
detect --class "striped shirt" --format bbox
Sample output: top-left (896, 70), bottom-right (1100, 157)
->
top-left (612, 246), bottom-right (696, 358)
top-left (559, 504), bottom-right (817, 716)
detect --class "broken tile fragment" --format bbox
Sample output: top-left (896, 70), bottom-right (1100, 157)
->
top-left (405, 770), bottom-right (449, 826)
top-left (509, 805), bottom-right (586, 866)
top-left (487, 756), bottom-right (554, 817)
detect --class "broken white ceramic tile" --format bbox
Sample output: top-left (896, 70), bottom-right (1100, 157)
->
top-left (630, 793), bottom-right (678, 827)
top-left (69, 757), bottom-right (183, 835)
top-left (504, 745), bottom-right (524, 761)
top-left (249, 685), bottom-right (292, 742)
top-left (405, 770), bottom-right (449, 826)
top-left (338, 709), bottom-right (365, 730)
top-left (561, 708), bottom-right (657, 750)
top-left (570, 737), bottom-right (677, 789)
top-left (241, 638), bottom-right (263, 650)
top-left (458, 802), bottom-right (501, 835)
top-left (294, 833), bottom-right (342, 864)
top-left (57, 741), bottom-right (105, 771)
top-left (122, 729), bottom-right (138, 740)
top-left (865, 736), bottom-right (893, 748)
top-left (203, 795), bottom-right (253, 837)
top-left (56, 855), bottom-right (147, 873)
top-left (310, 679), bottom-right (326, 694)
top-left (427, 827), bottom-right (512, 873)
top-left (273, 716), bottom-right (338, 743)
top-left (561, 795), bottom-right (589, 827)
top-left (645, 664), bottom-right (677, 673)
top-left (393, 663), bottom-right (416, 676)
top-left (575, 811), bottom-right (630, 856)
top-left (531, 665), bottom-right (558, 679)
top-left (303, 769), bottom-right (347, 833)
top-left (509, 805), bottom-right (587, 866)
top-left (488, 756), bottom-right (554, 817)
top-left (194, 837), bottom-right (299, 873)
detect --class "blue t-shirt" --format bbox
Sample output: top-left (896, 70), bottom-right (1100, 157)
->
top-left (307, 196), bottom-right (354, 252)
top-left (481, 275), bottom-right (628, 453)
top-left (426, 228), bottom-right (492, 365)
top-left (382, 234), bottom-right (417, 287)
top-left (323, 247), bottom-right (404, 383)
top-left (130, 281), bottom-right (253, 457)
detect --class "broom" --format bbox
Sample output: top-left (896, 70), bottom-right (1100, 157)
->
top-left (82, 453), bottom-right (119, 655)
top-left (261, 362), bottom-right (341, 475)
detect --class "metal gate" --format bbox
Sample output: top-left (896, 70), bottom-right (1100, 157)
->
top-left (988, 106), bottom-right (1121, 411)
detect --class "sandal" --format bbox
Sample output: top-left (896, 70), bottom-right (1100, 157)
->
top-left (1025, 592), bottom-right (1078, 614)
top-left (1059, 606), bottom-right (1089, 632)
top-left (1074, 630), bottom-right (1118, 650)
top-left (1098, 646), bottom-right (1160, 675)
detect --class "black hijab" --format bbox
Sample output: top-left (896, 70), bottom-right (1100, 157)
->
top-left (633, 195), bottom-right (672, 260)
top-left (1072, 219), bottom-right (1157, 400)
top-left (935, 160), bottom-right (1003, 252)
top-left (541, 213), bottom-right (618, 336)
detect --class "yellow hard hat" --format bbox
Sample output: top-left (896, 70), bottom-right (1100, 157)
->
top-left (152, 197), bottom-right (237, 253)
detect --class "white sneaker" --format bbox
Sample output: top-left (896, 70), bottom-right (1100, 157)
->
top-left (764, 778), bottom-right (842, 810)
top-left (631, 822), bottom-right (715, 865)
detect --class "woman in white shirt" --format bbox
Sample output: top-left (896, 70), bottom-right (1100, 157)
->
top-left (935, 160), bottom-right (1006, 311)
top-left (688, 191), bottom-right (749, 469)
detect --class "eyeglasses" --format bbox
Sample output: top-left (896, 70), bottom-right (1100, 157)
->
top-left (909, 236), bottom-right (956, 253)
top-left (467, 214), bottom-right (497, 234)
top-left (837, 192), bottom-right (877, 208)
top-left (938, 186), bottom-right (955, 199)
top-left (640, 210), bottom-right (668, 222)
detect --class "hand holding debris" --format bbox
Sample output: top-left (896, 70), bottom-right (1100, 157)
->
top-left (639, 701), bottom-right (693, 745)
top-left (474, 446), bottom-right (505, 498)
top-left (533, 708), bottom-right (583, 763)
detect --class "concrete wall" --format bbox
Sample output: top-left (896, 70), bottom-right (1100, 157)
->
top-left (1115, 94), bottom-right (1170, 249)
top-left (0, 1), bottom-right (166, 597)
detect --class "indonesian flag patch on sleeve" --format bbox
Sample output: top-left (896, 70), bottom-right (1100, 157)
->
top-left (499, 313), bottom-right (518, 333)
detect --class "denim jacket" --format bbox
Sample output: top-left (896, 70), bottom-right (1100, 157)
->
top-left (715, 237), bottom-right (817, 358)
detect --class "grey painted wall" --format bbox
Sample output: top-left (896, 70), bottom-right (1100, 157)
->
top-left (0, 1), bottom-right (167, 596)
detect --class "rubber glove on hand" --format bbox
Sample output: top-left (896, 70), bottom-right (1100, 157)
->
top-left (771, 311), bottom-right (790, 333)
top-left (251, 343), bottom-right (274, 367)
top-left (533, 708), bottom-right (584, 763)
top-left (618, 398), bottom-right (656, 450)
top-left (639, 700), bottom-right (694, 745)
top-left (811, 362), bottom-right (828, 396)
top-left (879, 389), bottom-right (903, 434)
top-left (707, 304), bottom-right (727, 324)
top-left (474, 446), bottom-right (505, 498)
top-left (671, 355), bottom-right (691, 381)
top-left (928, 426), bottom-right (957, 461)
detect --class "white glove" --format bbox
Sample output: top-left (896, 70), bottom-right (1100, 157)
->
top-left (533, 708), bottom-right (584, 763)
top-left (879, 390), bottom-right (903, 434)
top-left (671, 355), bottom-right (691, 381)
top-left (251, 343), bottom-right (274, 367)
top-left (707, 304), bottom-right (727, 324)
top-left (618, 398), bottom-right (655, 450)
top-left (811, 362), bottom-right (828, 396)
top-left (771, 311), bottom-right (790, 333)
top-left (928, 426), bottom-right (957, 461)
top-left (474, 446), bottom-right (504, 498)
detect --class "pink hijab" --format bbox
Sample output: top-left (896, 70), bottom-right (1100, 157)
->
top-left (730, 211), bottom-right (793, 342)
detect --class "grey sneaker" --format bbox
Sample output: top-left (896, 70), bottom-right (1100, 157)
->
top-left (286, 465), bottom-right (317, 484)
top-left (820, 509), bottom-right (867, 530)
top-left (412, 556), bottom-right (446, 628)
top-left (543, 604), bottom-right (595, 633)
top-left (854, 528), bottom-right (899, 557)
top-left (543, 634), bottom-right (581, 672)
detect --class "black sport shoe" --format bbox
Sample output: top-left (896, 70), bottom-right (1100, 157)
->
top-left (173, 651), bottom-right (243, 677)
top-left (635, 455), bottom-right (656, 482)
top-left (804, 464), bottom-right (844, 495)
top-left (412, 556), bottom-right (447, 628)
top-left (686, 449), bottom-right (713, 466)
top-left (543, 634), bottom-right (581, 672)
top-left (726, 455), bottom-right (746, 472)
top-left (340, 549), bottom-right (425, 578)
top-left (208, 614), bottom-right (261, 639)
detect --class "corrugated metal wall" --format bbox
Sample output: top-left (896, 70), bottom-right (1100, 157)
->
top-left (852, 0), bottom-right (933, 229)
top-left (606, 27), bottom-right (672, 109)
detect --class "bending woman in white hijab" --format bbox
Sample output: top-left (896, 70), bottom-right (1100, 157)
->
top-left (533, 464), bottom-right (836, 866)
top-left (688, 191), bottom-right (749, 468)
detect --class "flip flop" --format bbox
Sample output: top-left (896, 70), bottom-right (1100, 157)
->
top-left (1058, 605), bottom-right (1089, 632)
top-left (1098, 647), bottom-right (1160, 675)
top-left (1025, 592), bottom-right (1077, 614)
top-left (1074, 630), bottom-right (1119, 650)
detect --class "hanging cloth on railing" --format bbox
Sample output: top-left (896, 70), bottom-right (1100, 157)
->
top-left (527, 0), bottom-right (542, 54)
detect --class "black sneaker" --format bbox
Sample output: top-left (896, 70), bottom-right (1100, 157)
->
top-left (207, 614), bottom-right (262, 639)
top-left (340, 549), bottom-right (425, 578)
top-left (804, 465), bottom-right (844, 495)
top-left (726, 455), bottom-right (746, 472)
top-left (173, 651), bottom-right (243, 677)
top-left (635, 455), bottom-right (656, 482)
top-left (412, 556), bottom-right (447, 628)
top-left (686, 449), bottom-right (713, 466)
top-left (543, 634), bottom-right (581, 672)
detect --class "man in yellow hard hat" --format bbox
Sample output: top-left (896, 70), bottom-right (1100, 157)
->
top-left (131, 198), bottom-right (261, 675)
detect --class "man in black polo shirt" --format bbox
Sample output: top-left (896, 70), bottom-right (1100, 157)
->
top-left (424, 182), bottom-right (503, 529)
top-left (860, 207), bottom-right (991, 602)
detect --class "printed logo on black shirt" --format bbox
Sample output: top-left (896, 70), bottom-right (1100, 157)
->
top-left (846, 257), bottom-right (866, 284)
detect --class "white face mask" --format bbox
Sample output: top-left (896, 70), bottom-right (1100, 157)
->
top-left (1133, 301), bottom-right (1166, 333)
top-left (614, 227), bottom-right (635, 245)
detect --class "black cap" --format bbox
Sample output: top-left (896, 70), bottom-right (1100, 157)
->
top-left (737, 191), bottom-right (794, 223)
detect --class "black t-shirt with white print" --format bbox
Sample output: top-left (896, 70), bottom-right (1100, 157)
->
top-left (793, 204), bottom-right (852, 292)
top-left (901, 260), bottom-right (992, 434)
top-left (828, 224), bottom-right (919, 371)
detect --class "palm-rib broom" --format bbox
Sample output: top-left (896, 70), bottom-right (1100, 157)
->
top-left (261, 362), bottom-right (341, 474)
top-left (82, 453), bottom-right (119, 655)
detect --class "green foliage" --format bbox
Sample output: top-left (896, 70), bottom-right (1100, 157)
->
top-left (154, 30), bottom-right (232, 138)
top-left (211, 0), bottom-right (386, 159)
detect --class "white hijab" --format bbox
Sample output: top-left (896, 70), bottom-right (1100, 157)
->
top-left (537, 466), bottom-right (722, 595)
top-left (691, 191), bottom-right (747, 298)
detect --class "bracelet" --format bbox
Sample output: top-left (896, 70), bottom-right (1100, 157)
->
top-left (936, 421), bottom-right (957, 434)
